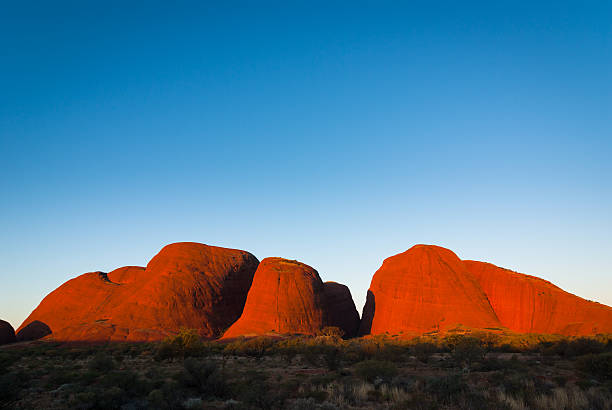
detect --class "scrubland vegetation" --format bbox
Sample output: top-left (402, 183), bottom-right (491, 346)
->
top-left (1, 328), bottom-right (611, 409)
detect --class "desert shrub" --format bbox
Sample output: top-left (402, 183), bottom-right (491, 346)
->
top-left (93, 386), bottom-right (128, 409)
top-left (298, 343), bottom-right (322, 367)
top-left (565, 338), bottom-right (606, 357)
top-left (425, 375), bottom-right (466, 402)
top-left (318, 326), bottom-right (345, 339)
top-left (359, 337), bottom-right (389, 359)
top-left (474, 357), bottom-right (505, 372)
top-left (0, 351), bottom-right (20, 372)
top-left (154, 328), bottom-right (206, 361)
top-left (276, 336), bottom-right (309, 363)
top-left (0, 369), bottom-right (30, 402)
top-left (541, 337), bottom-right (605, 358)
top-left (502, 376), bottom-right (544, 405)
top-left (88, 352), bottom-right (115, 372)
top-left (553, 375), bottom-right (568, 387)
top-left (373, 342), bottom-right (406, 362)
top-left (182, 397), bottom-right (203, 409)
top-left (321, 345), bottom-right (341, 371)
top-left (224, 336), bottom-right (275, 358)
top-left (280, 345), bottom-right (298, 364)
top-left (68, 385), bottom-right (131, 410)
top-left (178, 357), bottom-right (228, 398)
top-left (61, 346), bottom-right (91, 361)
top-left (445, 336), bottom-right (486, 368)
top-left (290, 397), bottom-right (317, 410)
top-left (575, 352), bottom-right (612, 381)
top-left (341, 341), bottom-right (367, 364)
top-left (237, 370), bottom-right (286, 408)
top-left (470, 331), bottom-right (501, 354)
top-left (310, 374), bottom-right (336, 387)
top-left (354, 360), bottom-right (397, 383)
top-left (146, 379), bottom-right (182, 409)
top-left (411, 341), bottom-right (437, 363)
top-left (146, 389), bottom-right (165, 408)
top-left (99, 369), bottom-right (149, 396)
top-left (44, 368), bottom-right (79, 388)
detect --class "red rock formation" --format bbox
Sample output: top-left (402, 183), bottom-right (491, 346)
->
top-left (223, 258), bottom-right (330, 338)
top-left (16, 320), bottom-right (51, 342)
top-left (17, 242), bottom-right (259, 341)
top-left (324, 282), bottom-right (360, 337)
top-left (0, 320), bottom-right (16, 345)
top-left (465, 260), bottom-right (612, 336)
top-left (360, 245), bottom-right (501, 335)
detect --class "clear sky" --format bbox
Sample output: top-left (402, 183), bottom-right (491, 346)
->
top-left (1, 1), bottom-right (611, 329)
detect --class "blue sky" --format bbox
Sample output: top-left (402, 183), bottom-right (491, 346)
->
top-left (1, 1), bottom-right (611, 328)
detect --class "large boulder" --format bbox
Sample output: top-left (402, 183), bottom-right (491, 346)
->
top-left (359, 245), bottom-right (501, 336)
top-left (16, 320), bottom-right (51, 342)
top-left (17, 242), bottom-right (259, 341)
top-left (465, 260), bottom-right (612, 336)
top-left (223, 258), bottom-right (332, 338)
top-left (0, 320), bottom-right (16, 345)
top-left (324, 282), bottom-right (360, 337)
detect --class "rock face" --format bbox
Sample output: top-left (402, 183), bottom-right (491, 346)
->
top-left (16, 320), bottom-right (51, 342)
top-left (360, 244), bottom-right (612, 337)
top-left (324, 282), bottom-right (360, 337)
top-left (17, 242), bottom-right (259, 341)
top-left (223, 258), bottom-right (331, 338)
top-left (360, 245), bottom-right (501, 335)
top-left (0, 320), bottom-right (16, 345)
top-left (465, 260), bottom-right (612, 336)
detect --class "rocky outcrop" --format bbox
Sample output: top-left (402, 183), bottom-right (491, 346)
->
top-left (17, 242), bottom-right (259, 341)
top-left (359, 245), bottom-right (501, 335)
top-left (16, 320), bottom-right (51, 342)
top-left (17, 241), bottom-right (612, 341)
top-left (465, 260), bottom-right (612, 336)
top-left (360, 244), bottom-right (612, 337)
top-left (324, 282), bottom-right (360, 337)
top-left (223, 258), bottom-right (331, 338)
top-left (0, 320), bottom-right (16, 345)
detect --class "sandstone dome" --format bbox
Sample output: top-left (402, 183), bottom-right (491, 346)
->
top-left (324, 281), bottom-right (360, 337)
top-left (223, 257), bottom-right (333, 338)
top-left (359, 245), bottom-right (501, 335)
top-left (17, 242), bottom-right (259, 341)
top-left (465, 260), bottom-right (612, 336)
top-left (0, 320), bottom-right (16, 345)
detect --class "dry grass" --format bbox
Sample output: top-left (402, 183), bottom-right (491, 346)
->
top-left (1, 334), bottom-right (611, 409)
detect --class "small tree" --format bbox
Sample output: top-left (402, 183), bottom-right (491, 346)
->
top-left (319, 326), bottom-right (345, 339)
top-left (354, 360), bottom-right (398, 383)
top-left (446, 335), bottom-right (486, 369)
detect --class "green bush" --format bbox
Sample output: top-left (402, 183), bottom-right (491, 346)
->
top-left (155, 328), bottom-right (206, 360)
top-left (224, 336), bottom-right (275, 358)
top-left (88, 352), bottom-right (115, 372)
top-left (541, 337), bottom-right (605, 358)
top-left (236, 370), bottom-right (286, 408)
top-left (412, 341), bottom-right (437, 363)
top-left (178, 358), bottom-right (228, 398)
top-left (280, 345), bottom-right (297, 364)
top-left (99, 369), bottom-right (150, 396)
top-left (425, 375), bottom-right (466, 400)
top-left (302, 345), bottom-right (321, 367)
top-left (321, 345), bottom-right (341, 371)
top-left (44, 368), bottom-right (78, 388)
top-left (354, 360), bottom-right (397, 383)
top-left (445, 335), bottom-right (486, 367)
top-left (566, 338), bottom-right (605, 357)
top-left (575, 352), bottom-right (612, 380)
top-left (0, 369), bottom-right (30, 402)
top-left (0, 351), bottom-right (21, 371)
